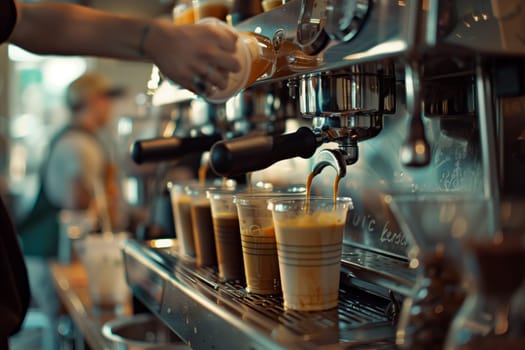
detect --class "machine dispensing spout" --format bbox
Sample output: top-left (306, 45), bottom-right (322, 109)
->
top-left (400, 61), bottom-right (431, 167)
top-left (339, 128), bottom-right (359, 166)
top-left (312, 148), bottom-right (348, 178)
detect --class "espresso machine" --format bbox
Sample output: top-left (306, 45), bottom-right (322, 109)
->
top-left (122, 1), bottom-right (525, 349)
top-left (129, 64), bottom-right (298, 240)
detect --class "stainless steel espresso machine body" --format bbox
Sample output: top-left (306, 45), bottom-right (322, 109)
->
top-left (122, 1), bottom-right (525, 349)
top-left (210, 0), bottom-right (519, 257)
top-left (128, 65), bottom-right (299, 241)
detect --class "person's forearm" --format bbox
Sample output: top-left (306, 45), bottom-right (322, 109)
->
top-left (7, 0), bottom-right (242, 96)
top-left (10, 2), bottom-right (152, 60)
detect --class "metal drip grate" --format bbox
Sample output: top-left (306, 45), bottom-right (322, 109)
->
top-left (166, 253), bottom-right (393, 338)
top-left (237, 288), bottom-right (390, 335)
top-left (128, 240), bottom-right (398, 349)
top-left (341, 246), bottom-right (415, 295)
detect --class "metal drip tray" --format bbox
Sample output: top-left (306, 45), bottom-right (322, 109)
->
top-left (173, 261), bottom-right (392, 338)
top-left (341, 247), bottom-right (415, 296)
top-left (123, 239), bottom-right (398, 350)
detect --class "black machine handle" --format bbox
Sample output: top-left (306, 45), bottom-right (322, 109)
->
top-left (209, 127), bottom-right (318, 177)
top-left (131, 134), bottom-right (222, 164)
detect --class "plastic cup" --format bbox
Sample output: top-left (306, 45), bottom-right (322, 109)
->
top-left (57, 209), bottom-right (96, 264)
top-left (268, 197), bottom-right (353, 311)
top-left (186, 184), bottom-right (218, 267)
top-left (196, 18), bottom-right (275, 103)
top-left (171, 184), bottom-right (197, 259)
top-left (75, 232), bottom-right (130, 315)
top-left (234, 192), bottom-right (302, 295)
top-left (186, 180), bottom-right (236, 267)
top-left (207, 188), bottom-right (246, 282)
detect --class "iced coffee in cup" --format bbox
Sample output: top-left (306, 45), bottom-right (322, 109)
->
top-left (196, 18), bottom-right (276, 103)
top-left (234, 192), bottom-right (302, 295)
top-left (268, 197), bottom-right (353, 311)
top-left (186, 183), bottom-right (219, 267)
top-left (207, 188), bottom-right (247, 282)
top-left (186, 179), bottom-right (236, 267)
top-left (171, 183), bottom-right (196, 259)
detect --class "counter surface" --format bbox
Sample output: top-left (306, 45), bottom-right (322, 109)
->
top-left (49, 261), bottom-right (132, 350)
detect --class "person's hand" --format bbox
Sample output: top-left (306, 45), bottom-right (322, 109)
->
top-left (145, 20), bottom-right (241, 95)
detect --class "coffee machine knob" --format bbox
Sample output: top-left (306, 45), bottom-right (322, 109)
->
top-left (209, 127), bottom-right (318, 177)
top-left (296, 0), bottom-right (331, 55)
top-left (325, 0), bottom-right (371, 42)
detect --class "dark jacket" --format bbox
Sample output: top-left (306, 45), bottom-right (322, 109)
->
top-left (0, 0), bottom-right (32, 347)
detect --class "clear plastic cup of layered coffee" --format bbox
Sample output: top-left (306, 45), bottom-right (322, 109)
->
top-left (234, 191), bottom-right (303, 295)
top-left (207, 187), bottom-right (246, 282)
top-left (170, 183), bottom-right (197, 259)
top-left (185, 179), bottom-right (236, 267)
top-left (268, 197), bottom-right (353, 311)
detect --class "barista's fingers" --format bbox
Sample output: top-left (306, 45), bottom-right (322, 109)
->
top-left (212, 53), bottom-right (242, 74)
top-left (183, 67), bottom-right (206, 95)
top-left (197, 64), bottom-right (229, 91)
top-left (195, 31), bottom-right (241, 74)
top-left (197, 23), bottom-right (238, 53)
top-left (191, 74), bottom-right (207, 95)
top-left (214, 28), bottom-right (238, 52)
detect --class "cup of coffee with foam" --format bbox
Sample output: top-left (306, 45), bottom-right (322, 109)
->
top-left (268, 196), bottom-right (353, 311)
top-left (234, 191), bottom-right (303, 295)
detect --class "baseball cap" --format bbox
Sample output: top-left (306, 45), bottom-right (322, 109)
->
top-left (66, 72), bottom-right (126, 111)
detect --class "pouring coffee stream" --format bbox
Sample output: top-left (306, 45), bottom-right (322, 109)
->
top-left (306, 149), bottom-right (347, 207)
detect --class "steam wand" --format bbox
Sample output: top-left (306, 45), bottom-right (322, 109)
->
top-left (312, 129), bottom-right (359, 178)
top-left (311, 149), bottom-right (348, 178)
top-left (400, 61), bottom-right (430, 167)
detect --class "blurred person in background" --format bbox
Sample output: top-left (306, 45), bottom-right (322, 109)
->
top-left (18, 72), bottom-right (127, 257)
top-left (15, 72), bottom-right (128, 349)
top-left (0, 0), bottom-right (240, 348)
